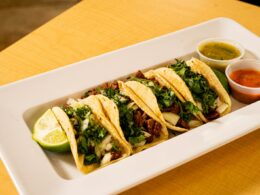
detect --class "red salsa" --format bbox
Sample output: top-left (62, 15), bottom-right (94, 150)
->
top-left (230, 69), bottom-right (260, 88)
top-left (229, 69), bottom-right (260, 103)
top-left (231, 89), bottom-right (260, 104)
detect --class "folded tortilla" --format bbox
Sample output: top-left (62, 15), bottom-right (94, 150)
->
top-left (109, 81), bottom-right (168, 152)
top-left (159, 58), bottom-right (231, 121)
top-left (121, 79), bottom-right (189, 132)
top-left (149, 67), bottom-right (207, 122)
top-left (94, 94), bottom-right (132, 150)
top-left (96, 88), bottom-right (168, 153)
top-left (52, 95), bottom-right (131, 174)
top-left (145, 69), bottom-right (203, 122)
top-left (186, 58), bottom-right (231, 116)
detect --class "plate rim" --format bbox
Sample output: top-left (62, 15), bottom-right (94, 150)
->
top-left (0, 17), bottom-right (260, 195)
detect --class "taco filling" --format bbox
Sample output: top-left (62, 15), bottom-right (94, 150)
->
top-left (63, 101), bottom-right (123, 166)
top-left (169, 60), bottom-right (224, 120)
top-left (129, 71), bottom-right (200, 129)
top-left (84, 82), bottom-right (163, 148)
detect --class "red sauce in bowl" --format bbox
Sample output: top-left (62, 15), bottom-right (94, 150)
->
top-left (229, 69), bottom-right (260, 103)
top-left (230, 69), bottom-right (260, 88)
top-left (231, 89), bottom-right (260, 104)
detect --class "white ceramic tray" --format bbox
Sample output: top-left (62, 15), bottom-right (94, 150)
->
top-left (0, 18), bottom-right (260, 195)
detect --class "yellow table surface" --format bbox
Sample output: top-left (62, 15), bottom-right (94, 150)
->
top-left (0, 0), bottom-right (259, 194)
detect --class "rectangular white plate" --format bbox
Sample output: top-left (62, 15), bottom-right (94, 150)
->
top-left (0, 17), bottom-right (260, 195)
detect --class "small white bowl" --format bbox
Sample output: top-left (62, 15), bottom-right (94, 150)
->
top-left (225, 59), bottom-right (260, 104)
top-left (197, 38), bottom-right (245, 71)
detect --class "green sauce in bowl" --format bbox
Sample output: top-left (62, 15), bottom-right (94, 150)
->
top-left (199, 42), bottom-right (241, 60)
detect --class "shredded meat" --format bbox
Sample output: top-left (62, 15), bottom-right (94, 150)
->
top-left (146, 119), bottom-right (155, 130)
top-left (177, 118), bottom-right (190, 129)
top-left (145, 136), bottom-right (153, 143)
top-left (145, 119), bottom-right (161, 138)
top-left (134, 110), bottom-right (148, 127)
top-left (163, 104), bottom-right (180, 114)
top-left (140, 112), bottom-right (148, 126)
top-left (205, 110), bottom-right (220, 120)
top-left (101, 82), bottom-right (109, 89)
top-left (63, 103), bottom-right (70, 108)
top-left (151, 78), bottom-right (160, 85)
top-left (134, 110), bottom-right (142, 126)
top-left (86, 89), bottom-right (97, 96)
top-left (111, 81), bottom-right (119, 90)
top-left (85, 81), bottom-right (119, 97)
top-left (134, 109), bottom-right (162, 141)
top-left (111, 151), bottom-right (122, 160)
top-left (153, 122), bottom-right (162, 137)
top-left (88, 146), bottom-right (95, 153)
top-left (135, 71), bottom-right (158, 85)
top-left (101, 81), bottom-right (119, 90)
top-left (135, 70), bottom-right (145, 79)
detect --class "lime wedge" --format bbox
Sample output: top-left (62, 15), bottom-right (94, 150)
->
top-left (212, 68), bottom-right (230, 94)
top-left (32, 109), bottom-right (70, 152)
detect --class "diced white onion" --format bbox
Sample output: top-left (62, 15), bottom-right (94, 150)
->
top-left (216, 103), bottom-right (228, 114)
top-left (134, 141), bottom-right (146, 147)
top-left (132, 104), bottom-right (138, 110)
top-left (216, 97), bottom-right (222, 107)
top-left (118, 95), bottom-right (127, 102)
top-left (148, 81), bottom-right (154, 87)
top-left (162, 112), bottom-right (180, 126)
top-left (127, 102), bottom-right (138, 110)
top-left (90, 140), bottom-right (95, 147)
top-left (68, 98), bottom-right (84, 109)
top-left (67, 98), bottom-right (77, 106)
top-left (100, 135), bottom-right (112, 151)
top-left (142, 131), bottom-right (151, 138)
top-left (95, 135), bottom-right (112, 157)
top-left (101, 153), bottom-right (112, 165)
top-left (196, 101), bottom-right (202, 111)
top-left (105, 143), bottom-right (112, 151)
top-left (102, 135), bottom-right (112, 146)
top-left (95, 146), bottom-right (101, 158)
top-left (211, 97), bottom-right (222, 109)
top-left (188, 120), bottom-right (203, 128)
top-left (81, 118), bottom-right (89, 131)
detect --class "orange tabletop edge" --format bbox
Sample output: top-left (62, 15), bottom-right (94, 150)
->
top-left (0, 1), bottom-right (259, 195)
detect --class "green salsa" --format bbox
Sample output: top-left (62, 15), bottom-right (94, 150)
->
top-left (199, 42), bottom-right (241, 60)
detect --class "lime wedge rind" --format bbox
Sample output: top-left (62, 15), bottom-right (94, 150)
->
top-left (32, 109), bottom-right (70, 153)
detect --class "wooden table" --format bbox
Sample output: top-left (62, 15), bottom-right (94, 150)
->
top-left (0, 0), bottom-right (259, 194)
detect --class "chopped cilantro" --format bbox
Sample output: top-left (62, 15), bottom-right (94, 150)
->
top-left (77, 135), bottom-right (88, 154)
top-left (111, 143), bottom-right (120, 152)
top-left (97, 127), bottom-right (107, 140)
top-left (118, 104), bottom-right (144, 142)
top-left (212, 68), bottom-right (230, 94)
top-left (84, 84), bottom-right (146, 146)
top-left (128, 134), bottom-right (145, 145)
top-left (75, 107), bottom-right (90, 120)
top-left (63, 105), bottom-right (109, 165)
top-left (84, 154), bottom-right (98, 165)
top-left (183, 101), bottom-right (200, 114)
top-left (179, 101), bottom-right (199, 122)
top-left (130, 77), bottom-right (177, 110)
top-left (170, 60), bottom-right (218, 114)
top-left (63, 106), bottom-right (74, 117)
top-left (130, 76), bottom-right (199, 122)
top-left (100, 88), bottom-right (128, 106)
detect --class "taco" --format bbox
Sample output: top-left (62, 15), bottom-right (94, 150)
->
top-left (52, 95), bottom-right (131, 174)
top-left (124, 71), bottom-right (203, 132)
top-left (163, 58), bottom-right (231, 121)
top-left (84, 82), bottom-right (168, 153)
